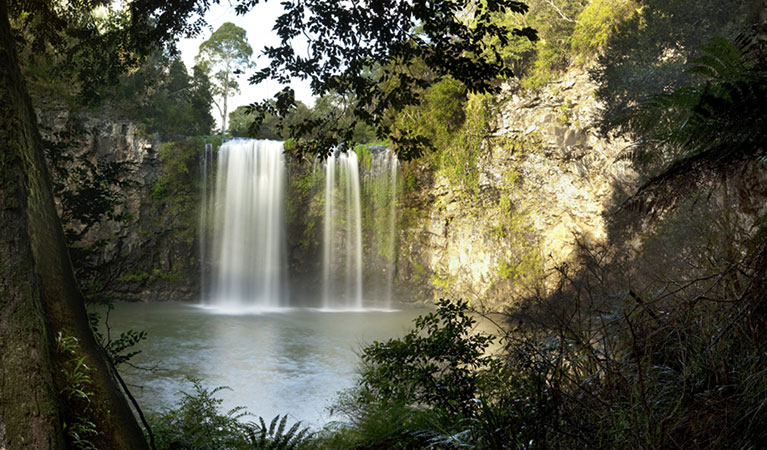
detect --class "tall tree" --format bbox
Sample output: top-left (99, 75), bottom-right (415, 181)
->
top-left (0, 3), bottom-right (148, 447)
top-left (196, 22), bottom-right (253, 133)
top-left (1, 0), bottom-right (209, 447)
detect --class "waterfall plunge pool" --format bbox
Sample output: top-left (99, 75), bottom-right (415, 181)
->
top-left (101, 302), bottom-right (429, 427)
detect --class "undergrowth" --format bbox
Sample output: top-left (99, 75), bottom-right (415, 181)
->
top-left (150, 378), bottom-right (313, 450)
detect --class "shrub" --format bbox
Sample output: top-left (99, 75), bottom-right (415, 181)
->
top-left (571, 0), bottom-right (638, 61)
top-left (151, 379), bottom-right (313, 450)
top-left (356, 299), bottom-right (494, 418)
top-left (56, 333), bottom-right (98, 450)
top-left (151, 379), bottom-right (251, 450)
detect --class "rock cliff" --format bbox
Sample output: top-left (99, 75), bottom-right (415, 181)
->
top-left (38, 107), bottom-right (200, 302)
top-left (37, 68), bottom-right (639, 308)
top-left (395, 68), bottom-right (637, 310)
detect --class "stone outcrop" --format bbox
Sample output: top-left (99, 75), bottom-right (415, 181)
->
top-left (395, 68), bottom-right (637, 310)
top-left (38, 107), bottom-right (199, 302)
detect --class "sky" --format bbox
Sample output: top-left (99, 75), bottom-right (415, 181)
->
top-left (176, 2), bottom-right (315, 127)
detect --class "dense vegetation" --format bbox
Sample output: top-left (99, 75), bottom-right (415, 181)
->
top-left (140, 2), bottom-right (767, 449)
top-left (3, 0), bottom-right (766, 448)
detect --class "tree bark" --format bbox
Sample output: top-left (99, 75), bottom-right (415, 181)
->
top-left (0, 1), bottom-right (149, 448)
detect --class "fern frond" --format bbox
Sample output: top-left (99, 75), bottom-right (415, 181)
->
top-left (248, 414), bottom-right (312, 449)
top-left (618, 34), bottom-right (767, 216)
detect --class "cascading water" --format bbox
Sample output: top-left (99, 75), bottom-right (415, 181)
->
top-left (380, 149), bottom-right (399, 307)
top-left (320, 147), bottom-right (399, 309)
top-left (200, 140), bottom-right (398, 311)
top-left (206, 139), bottom-right (287, 310)
top-left (322, 151), bottom-right (364, 309)
top-left (363, 148), bottom-right (399, 309)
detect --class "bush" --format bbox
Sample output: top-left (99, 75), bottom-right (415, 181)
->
top-left (332, 299), bottom-right (548, 449)
top-left (356, 299), bottom-right (494, 418)
top-left (151, 379), bottom-right (251, 450)
top-left (151, 379), bottom-right (313, 450)
top-left (571, 0), bottom-right (638, 61)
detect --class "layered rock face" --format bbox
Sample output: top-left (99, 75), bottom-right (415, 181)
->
top-left (38, 108), bottom-right (199, 301)
top-left (395, 69), bottom-right (637, 310)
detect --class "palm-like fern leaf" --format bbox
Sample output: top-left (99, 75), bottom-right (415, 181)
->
top-left (618, 34), bottom-right (767, 213)
top-left (247, 414), bottom-right (311, 449)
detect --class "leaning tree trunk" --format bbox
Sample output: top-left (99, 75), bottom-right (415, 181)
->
top-left (0, 1), bottom-right (149, 448)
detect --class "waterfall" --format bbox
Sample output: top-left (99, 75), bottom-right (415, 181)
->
top-left (199, 140), bottom-right (399, 311)
top-left (319, 147), bottom-right (399, 309)
top-left (208, 139), bottom-right (286, 310)
top-left (321, 151), bottom-right (364, 309)
top-left (364, 148), bottom-right (399, 309)
top-left (321, 153), bottom-right (336, 308)
top-left (199, 143), bottom-right (213, 300)
top-left (384, 150), bottom-right (399, 307)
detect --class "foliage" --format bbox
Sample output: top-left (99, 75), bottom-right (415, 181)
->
top-left (353, 299), bottom-right (495, 419)
top-left (515, 0), bottom-right (589, 89)
top-left (594, 0), bottom-right (764, 132)
top-left (40, 125), bottom-right (142, 296)
top-left (247, 415), bottom-right (312, 450)
top-left (245, 0), bottom-right (537, 159)
top-left (390, 77), bottom-right (488, 198)
top-left (56, 333), bottom-right (98, 450)
top-left (570, 0), bottom-right (638, 61)
top-left (153, 139), bottom-right (203, 239)
top-left (42, 127), bottom-right (135, 243)
top-left (89, 303), bottom-right (148, 367)
top-left (330, 190), bottom-right (767, 449)
top-left (231, 101), bottom-right (318, 141)
top-left (436, 92), bottom-right (492, 198)
top-left (119, 53), bottom-right (215, 139)
top-left (617, 35), bottom-right (767, 213)
top-left (151, 379), bottom-right (313, 450)
top-left (393, 77), bottom-right (467, 154)
top-left (228, 105), bottom-right (261, 138)
top-left (151, 379), bottom-right (252, 450)
top-left (9, 0), bottom-right (209, 104)
top-left (331, 298), bottom-right (561, 449)
top-left (197, 22), bottom-right (254, 133)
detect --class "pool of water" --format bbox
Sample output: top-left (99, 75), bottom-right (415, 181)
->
top-left (100, 302), bottom-right (429, 426)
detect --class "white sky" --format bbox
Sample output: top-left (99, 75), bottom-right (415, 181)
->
top-left (176, 1), bottom-right (315, 127)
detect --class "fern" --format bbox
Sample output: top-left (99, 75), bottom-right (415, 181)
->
top-left (618, 34), bottom-right (767, 213)
top-left (247, 415), bottom-right (312, 449)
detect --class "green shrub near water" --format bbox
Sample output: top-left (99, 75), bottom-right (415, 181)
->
top-left (327, 299), bottom-right (540, 449)
top-left (151, 379), bottom-right (313, 450)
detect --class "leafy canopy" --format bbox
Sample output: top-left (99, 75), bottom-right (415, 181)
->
top-left (11, 0), bottom-right (534, 154)
top-left (241, 0), bottom-right (537, 159)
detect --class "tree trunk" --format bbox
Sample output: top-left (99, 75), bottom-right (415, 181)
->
top-left (0, 1), bottom-right (149, 448)
top-left (222, 69), bottom-right (229, 134)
